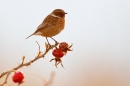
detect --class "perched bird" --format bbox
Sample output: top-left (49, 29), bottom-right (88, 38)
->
top-left (26, 9), bottom-right (67, 44)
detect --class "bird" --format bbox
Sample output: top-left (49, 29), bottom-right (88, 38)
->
top-left (26, 9), bottom-right (67, 45)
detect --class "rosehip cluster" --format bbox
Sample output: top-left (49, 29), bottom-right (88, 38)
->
top-left (12, 71), bottom-right (24, 84)
top-left (50, 42), bottom-right (72, 68)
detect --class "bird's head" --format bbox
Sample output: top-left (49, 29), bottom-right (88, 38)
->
top-left (52, 9), bottom-right (67, 18)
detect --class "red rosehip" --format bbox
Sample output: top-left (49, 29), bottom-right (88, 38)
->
top-left (59, 42), bottom-right (73, 55)
top-left (52, 48), bottom-right (64, 58)
top-left (59, 42), bottom-right (69, 51)
top-left (12, 71), bottom-right (24, 83)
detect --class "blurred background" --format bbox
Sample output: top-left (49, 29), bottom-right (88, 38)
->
top-left (0, 0), bottom-right (130, 86)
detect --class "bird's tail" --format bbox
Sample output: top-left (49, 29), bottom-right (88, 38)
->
top-left (26, 34), bottom-right (33, 39)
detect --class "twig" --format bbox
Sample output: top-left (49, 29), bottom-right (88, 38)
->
top-left (36, 41), bottom-right (41, 55)
top-left (21, 56), bottom-right (25, 64)
top-left (0, 70), bottom-right (15, 86)
top-left (32, 71), bottom-right (56, 86)
top-left (0, 41), bottom-right (59, 86)
top-left (44, 71), bottom-right (56, 86)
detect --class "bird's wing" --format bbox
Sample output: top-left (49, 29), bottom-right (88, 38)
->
top-left (33, 14), bottom-right (59, 34)
top-left (26, 14), bottom-right (60, 39)
top-left (33, 23), bottom-right (50, 34)
top-left (43, 14), bottom-right (60, 25)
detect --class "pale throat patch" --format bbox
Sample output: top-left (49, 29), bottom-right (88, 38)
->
top-left (50, 13), bottom-right (60, 18)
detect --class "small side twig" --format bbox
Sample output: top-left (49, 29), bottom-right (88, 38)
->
top-left (21, 56), bottom-right (25, 64)
top-left (36, 41), bottom-right (41, 55)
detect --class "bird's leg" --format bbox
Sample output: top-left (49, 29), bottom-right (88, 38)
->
top-left (46, 37), bottom-right (51, 47)
top-left (50, 37), bottom-right (58, 45)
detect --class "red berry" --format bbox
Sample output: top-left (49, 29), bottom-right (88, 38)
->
top-left (59, 42), bottom-right (69, 51)
top-left (52, 48), bottom-right (64, 58)
top-left (12, 71), bottom-right (24, 83)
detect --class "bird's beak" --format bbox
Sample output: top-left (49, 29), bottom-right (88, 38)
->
top-left (65, 12), bottom-right (67, 14)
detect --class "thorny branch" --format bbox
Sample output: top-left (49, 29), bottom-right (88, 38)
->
top-left (0, 70), bottom-right (15, 86)
top-left (0, 41), bottom-right (59, 86)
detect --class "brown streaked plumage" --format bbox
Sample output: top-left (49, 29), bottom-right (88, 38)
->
top-left (26, 9), bottom-right (67, 40)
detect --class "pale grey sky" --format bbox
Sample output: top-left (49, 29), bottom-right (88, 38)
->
top-left (0, 0), bottom-right (130, 86)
